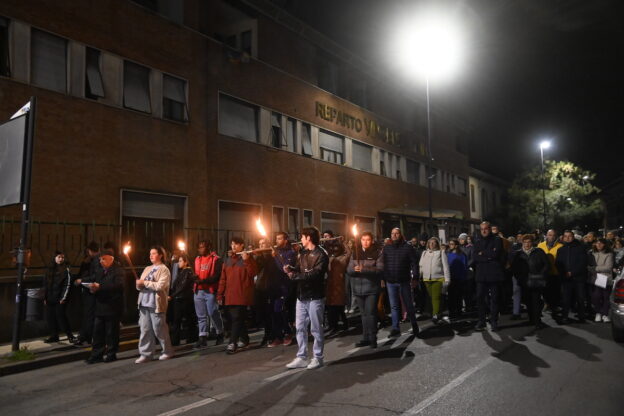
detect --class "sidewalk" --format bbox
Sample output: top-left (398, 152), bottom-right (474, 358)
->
top-left (0, 325), bottom-right (140, 377)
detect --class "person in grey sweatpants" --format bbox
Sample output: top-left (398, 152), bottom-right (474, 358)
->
top-left (135, 246), bottom-right (174, 363)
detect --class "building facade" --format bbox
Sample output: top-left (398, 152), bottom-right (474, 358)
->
top-left (468, 167), bottom-right (509, 232)
top-left (0, 0), bottom-right (472, 272)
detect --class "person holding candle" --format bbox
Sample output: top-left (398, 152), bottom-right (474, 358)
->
top-left (347, 231), bottom-right (384, 348)
top-left (135, 246), bottom-right (174, 363)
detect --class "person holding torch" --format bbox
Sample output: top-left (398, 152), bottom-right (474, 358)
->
top-left (347, 231), bottom-right (384, 348)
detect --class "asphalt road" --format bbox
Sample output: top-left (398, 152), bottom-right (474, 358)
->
top-left (0, 313), bottom-right (621, 416)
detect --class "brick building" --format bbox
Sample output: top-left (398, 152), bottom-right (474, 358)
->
top-left (0, 0), bottom-right (471, 271)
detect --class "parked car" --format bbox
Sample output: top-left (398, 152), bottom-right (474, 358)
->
top-left (610, 269), bottom-right (624, 342)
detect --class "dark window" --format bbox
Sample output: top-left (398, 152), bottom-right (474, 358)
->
top-left (303, 210), bottom-right (313, 227)
top-left (241, 30), bottom-right (252, 55)
top-left (380, 160), bottom-right (386, 176)
top-left (470, 184), bottom-right (476, 211)
top-left (0, 17), bottom-right (9, 77)
top-left (407, 160), bottom-right (420, 184)
top-left (85, 47), bottom-right (104, 99)
top-left (225, 34), bottom-right (237, 49)
top-left (163, 74), bottom-right (188, 122)
top-left (301, 122), bottom-right (312, 156)
top-left (319, 129), bottom-right (344, 165)
top-left (123, 61), bottom-right (151, 113)
top-left (271, 112), bottom-right (282, 148)
top-left (218, 94), bottom-right (259, 142)
top-left (31, 29), bottom-right (67, 93)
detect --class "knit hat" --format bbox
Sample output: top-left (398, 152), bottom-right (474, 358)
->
top-left (100, 248), bottom-right (115, 257)
top-left (458, 233), bottom-right (468, 240)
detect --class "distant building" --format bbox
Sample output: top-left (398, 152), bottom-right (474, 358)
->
top-left (468, 167), bottom-right (509, 232)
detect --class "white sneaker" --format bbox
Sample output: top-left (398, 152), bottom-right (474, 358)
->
top-left (286, 357), bottom-right (309, 369)
top-left (602, 315), bottom-right (611, 323)
top-left (159, 353), bottom-right (173, 361)
top-left (135, 355), bottom-right (151, 364)
top-left (442, 316), bottom-right (451, 323)
top-left (306, 357), bottom-right (323, 370)
top-left (595, 314), bottom-right (602, 322)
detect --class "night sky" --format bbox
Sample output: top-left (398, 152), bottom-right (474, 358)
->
top-left (277, 0), bottom-right (624, 186)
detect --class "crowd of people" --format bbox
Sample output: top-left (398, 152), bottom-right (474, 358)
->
top-left (40, 222), bottom-right (624, 369)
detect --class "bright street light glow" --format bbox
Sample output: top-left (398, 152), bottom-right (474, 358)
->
top-left (392, 13), bottom-right (464, 83)
top-left (582, 175), bottom-right (589, 180)
top-left (539, 140), bottom-right (551, 150)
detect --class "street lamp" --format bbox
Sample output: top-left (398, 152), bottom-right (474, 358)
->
top-left (392, 13), bottom-right (464, 236)
top-left (539, 140), bottom-right (551, 234)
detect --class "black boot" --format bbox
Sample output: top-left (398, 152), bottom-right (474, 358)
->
top-left (215, 333), bottom-right (224, 346)
top-left (194, 336), bottom-right (207, 348)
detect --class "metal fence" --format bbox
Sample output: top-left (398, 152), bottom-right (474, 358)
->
top-left (0, 216), bottom-right (280, 275)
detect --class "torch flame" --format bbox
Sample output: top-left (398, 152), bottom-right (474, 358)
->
top-left (177, 240), bottom-right (186, 252)
top-left (123, 242), bottom-right (131, 255)
top-left (351, 224), bottom-right (358, 237)
top-left (256, 218), bottom-right (268, 237)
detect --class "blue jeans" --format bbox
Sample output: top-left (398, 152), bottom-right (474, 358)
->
top-left (386, 282), bottom-right (418, 331)
top-left (512, 276), bottom-right (522, 315)
top-left (193, 290), bottom-right (223, 336)
top-left (296, 299), bottom-right (325, 359)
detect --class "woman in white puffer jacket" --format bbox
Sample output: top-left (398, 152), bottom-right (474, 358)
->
top-left (419, 237), bottom-right (450, 323)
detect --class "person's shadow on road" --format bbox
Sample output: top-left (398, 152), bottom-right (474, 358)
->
top-left (482, 330), bottom-right (550, 378)
top-left (217, 337), bottom-right (417, 415)
top-left (535, 326), bottom-right (601, 361)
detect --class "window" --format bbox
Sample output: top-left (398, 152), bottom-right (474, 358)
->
top-left (285, 117), bottom-right (296, 153)
top-left (352, 141), bottom-right (372, 172)
top-left (218, 201), bottom-right (262, 253)
top-left (407, 160), bottom-right (420, 184)
top-left (31, 29), bottom-right (67, 93)
top-left (319, 130), bottom-right (344, 164)
top-left (481, 189), bottom-right (488, 216)
top-left (163, 74), bottom-right (188, 121)
top-left (321, 212), bottom-right (347, 237)
top-left (272, 206), bottom-right (284, 235)
top-left (0, 17), bottom-right (9, 77)
top-left (271, 112), bottom-right (282, 148)
top-left (430, 168), bottom-right (438, 189)
top-left (470, 184), bottom-right (476, 212)
top-left (241, 30), bottom-right (252, 55)
top-left (380, 150), bottom-right (386, 176)
top-left (354, 216), bottom-right (376, 236)
top-left (458, 177), bottom-right (467, 197)
top-left (85, 47), bottom-right (104, 99)
top-left (123, 61), bottom-right (151, 113)
top-left (218, 94), bottom-right (258, 142)
top-left (303, 210), bottom-right (313, 227)
top-left (301, 122), bottom-right (312, 156)
top-left (288, 208), bottom-right (299, 239)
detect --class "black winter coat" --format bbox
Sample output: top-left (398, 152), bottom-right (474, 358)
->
top-left (93, 263), bottom-right (125, 316)
top-left (292, 246), bottom-right (329, 300)
top-left (44, 263), bottom-right (72, 303)
top-left (555, 240), bottom-right (589, 282)
top-left (509, 248), bottom-right (549, 286)
top-left (382, 241), bottom-right (419, 283)
top-left (473, 234), bottom-right (505, 283)
top-left (347, 245), bottom-right (384, 296)
top-left (169, 267), bottom-right (195, 300)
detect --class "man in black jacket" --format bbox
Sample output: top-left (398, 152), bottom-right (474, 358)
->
top-left (473, 222), bottom-right (506, 331)
top-left (555, 230), bottom-right (589, 323)
top-left (284, 227), bottom-right (329, 370)
top-left (383, 228), bottom-right (420, 337)
top-left (73, 241), bottom-right (100, 345)
top-left (86, 249), bottom-right (125, 363)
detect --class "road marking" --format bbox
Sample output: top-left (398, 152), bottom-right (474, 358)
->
top-left (401, 356), bottom-right (495, 415)
top-left (156, 393), bottom-right (231, 416)
top-left (264, 368), bottom-right (305, 381)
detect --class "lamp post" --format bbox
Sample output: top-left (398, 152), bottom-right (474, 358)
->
top-left (392, 13), bottom-right (463, 237)
top-left (539, 140), bottom-right (551, 235)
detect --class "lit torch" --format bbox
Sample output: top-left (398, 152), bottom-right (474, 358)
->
top-left (123, 241), bottom-right (139, 280)
top-left (256, 218), bottom-right (268, 237)
top-left (352, 224), bottom-right (359, 263)
top-left (177, 240), bottom-right (186, 253)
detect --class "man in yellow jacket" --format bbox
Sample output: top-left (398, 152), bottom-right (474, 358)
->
top-left (537, 229), bottom-right (564, 312)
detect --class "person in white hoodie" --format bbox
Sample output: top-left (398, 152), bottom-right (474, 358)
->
top-left (419, 237), bottom-right (450, 324)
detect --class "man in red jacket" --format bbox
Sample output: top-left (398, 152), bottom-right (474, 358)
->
top-left (218, 236), bottom-right (258, 354)
top-left (193, 240), bottom-right (224, 347)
